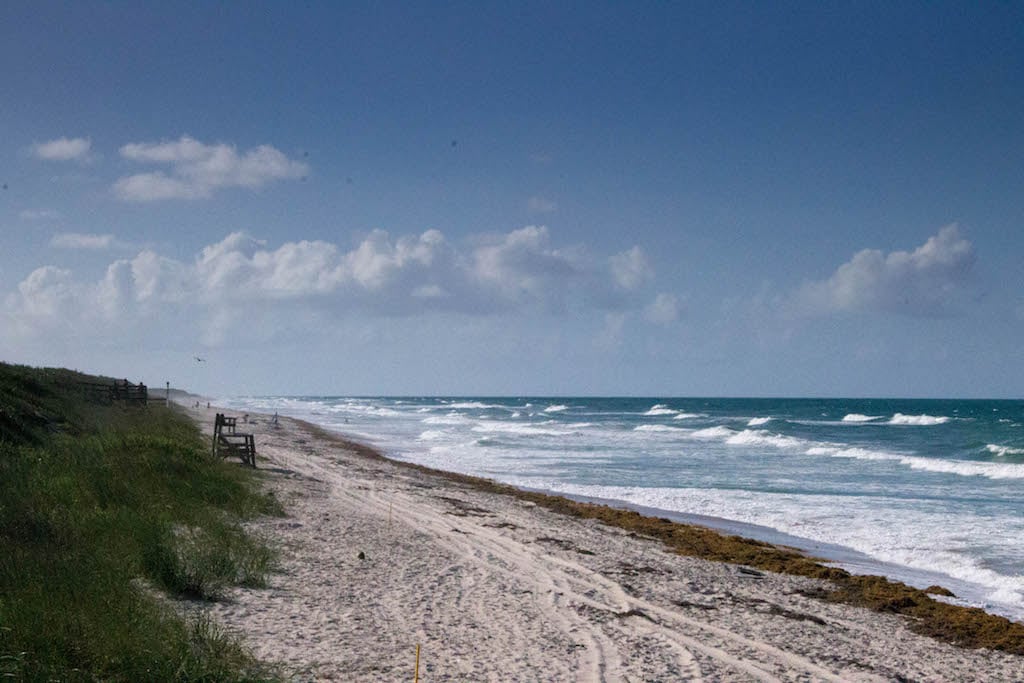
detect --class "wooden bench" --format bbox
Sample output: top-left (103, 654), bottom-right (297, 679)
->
top-left (213, 413), bottom-right (256, 467)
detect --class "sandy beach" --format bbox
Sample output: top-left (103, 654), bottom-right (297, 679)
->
top-left (184, 404), bottom-right (1024, 682)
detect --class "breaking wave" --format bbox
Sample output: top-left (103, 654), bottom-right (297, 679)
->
top-left (842, 413), bottom-right (884, 423)
top-left (644, 404), bottom-right (678, 416)
top-left (888, 413), bottom-right (951, 426)
top-left (808, 446), bottom-right (1024, 480)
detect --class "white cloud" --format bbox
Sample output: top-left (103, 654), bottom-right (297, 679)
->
top-left (610, 246), bottom-right (652, 290)
top-left (794, 225), bottom-right (975, 317)
top-left (50, 233), bottom-right (116, 250)
top-left (19, 208), bottom-right (61, 221)
top-left (3, 226), bottom-right (661, 346)
top-left (644, 292), bottom-right (681, 324)
top-left (31, 137), bottom-right (92, 162)
top-left (113, 135), bottom-right (309, 201)
top-left (471, 226), bottom-right (578, 306)
top-left (12, 266), bottom-right (75, 321)
top-left (527, 196), bottom-right (558, 213)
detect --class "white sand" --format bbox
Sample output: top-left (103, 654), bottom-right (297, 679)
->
top-left (186, 405), bottom-right (1024, 681)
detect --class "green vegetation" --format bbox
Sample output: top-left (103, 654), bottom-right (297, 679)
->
top-left (303, 420), bottom-right (1024, 655)
top-left (0, 362), bottom-right (283, 681)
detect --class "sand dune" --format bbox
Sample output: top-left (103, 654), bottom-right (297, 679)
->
top-left (185, 405), bottom-right (1024, 681)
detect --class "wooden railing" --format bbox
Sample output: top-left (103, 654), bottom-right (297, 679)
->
top-left (78, 379), bottom-right (148, 406)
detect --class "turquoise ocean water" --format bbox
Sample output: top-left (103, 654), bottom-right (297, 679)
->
top-left (220, 395), bottom-right (1024, 622)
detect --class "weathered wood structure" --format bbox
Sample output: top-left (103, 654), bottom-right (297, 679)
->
top-left (212, 412), bottom-right (256, 467)
top-left (78, 379), bottom-right (148, 406)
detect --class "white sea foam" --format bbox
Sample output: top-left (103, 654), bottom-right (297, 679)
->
top-left (544, 404), bottom-right (569, 413)
top-left (842, 413), bottom-right (884, 423)
top-left (685, 426), bottom-right (804, 450)
top-left (508, 481), bottom-right (1024, 622)
top-left (690, 426), bottom-right (734, 440)
top-left (422, 414), bottom-right (468, 425)
top-left (446, 401), bottom-right (503, 409)
top-left (888, 413), bottom-right (951, 426)
top-left (471, 421), bottom-right (574, 437)
top-left (986, 444), bottom-right (1024, 457)
top-left (808, 446), bottom-right (1024, 479)
top-left (726, 429), bottom-right (805, 449)
top-left (672, 412), bottom-right (703, 420)
top-left (633, 424), bottom-right (685, 433)
top-left (747, 417), bottom-right (772, 426)
top-left (644, 404), bottom-right (678, 416)
top-left (418, 430), bottom-right (447, 441)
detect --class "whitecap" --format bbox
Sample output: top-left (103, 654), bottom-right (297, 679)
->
top-left (644, 404), bottom-right (678, 416)
top-left (747, 417), bottom-right (772, 427)
top-left (471, 421), bottom-right (572, 437)
top-left (808, 446), bottom-right (1024, 479)
top-left (544, 404), bottom-right (569, 413)
top-left (725, 429), bottom-right (805, 449)
top-left (986, 444), bottom-right (1024, 457)
top-left (422, 415), bottom-right (468, 425)
top-left (672, 412), bottom-right (704, 420)
top-left (633, 424), bottom-right (685, 433)
top-left (888, 413), bottom-right (951, 426)
top-left (689, 426), bottom-right (734, 440)
top-left (842, 413), bottom-right (884, 423)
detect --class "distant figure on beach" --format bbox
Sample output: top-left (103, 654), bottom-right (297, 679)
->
top-left (272, 411), bottom-right (279, 425)
top-left (206, 402), bottom-right (210, 409)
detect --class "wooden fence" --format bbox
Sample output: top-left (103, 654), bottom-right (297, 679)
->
top-left (78, 380), bottom-right (148, 406)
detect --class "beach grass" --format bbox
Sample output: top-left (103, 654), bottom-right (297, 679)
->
top-left (0, 362), bottom-right (282, 681)
top-left (302, 421), bottom-right (1024, 655)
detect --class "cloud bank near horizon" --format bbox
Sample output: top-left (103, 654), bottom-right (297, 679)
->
top-left (2, 226), bottom-right (668, 347)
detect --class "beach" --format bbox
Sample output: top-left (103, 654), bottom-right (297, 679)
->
top-left (185, 404), bottom-right (1024, 681)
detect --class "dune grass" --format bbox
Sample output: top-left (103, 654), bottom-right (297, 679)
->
top-left (0, 362), bottom-right (282, 681)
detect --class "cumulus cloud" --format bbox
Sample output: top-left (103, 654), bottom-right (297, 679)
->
top-left (4, 226), bottom-right (663, 346)
top-left (793, 225), bottom-right (975, 317)
top-left (610, 246), bottom-right (652, 290)
top-left (472, 226), bottom-right (578, 306)
top-left (50, 233), bottom-right (116, 250)
top-left (31, 137), bottom-right (92, 162)
top-left (644, 292), bottom-right (681, 324)
top-left (113, 135), bottom-right (309, 201)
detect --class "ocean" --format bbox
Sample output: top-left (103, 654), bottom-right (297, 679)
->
top-left (219, 395), bottom-right (1024, 622)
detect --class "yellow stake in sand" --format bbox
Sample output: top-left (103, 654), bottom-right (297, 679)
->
top-left (414, 643), bottom-right (421, 682)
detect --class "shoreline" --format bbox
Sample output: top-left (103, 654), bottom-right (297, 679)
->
top-left (513, 487), bottom-right (1013, 621)
top-left (183, 401), bottom-right (1024, 680)
top-left (214, 393), bottom-right (1024, 625)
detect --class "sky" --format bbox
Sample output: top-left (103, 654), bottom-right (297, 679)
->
top-left (1, 1), bottom-right (1022, 398)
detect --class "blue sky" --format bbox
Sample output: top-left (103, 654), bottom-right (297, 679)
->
top-left (2, 1), bottom-right (1022, 397)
